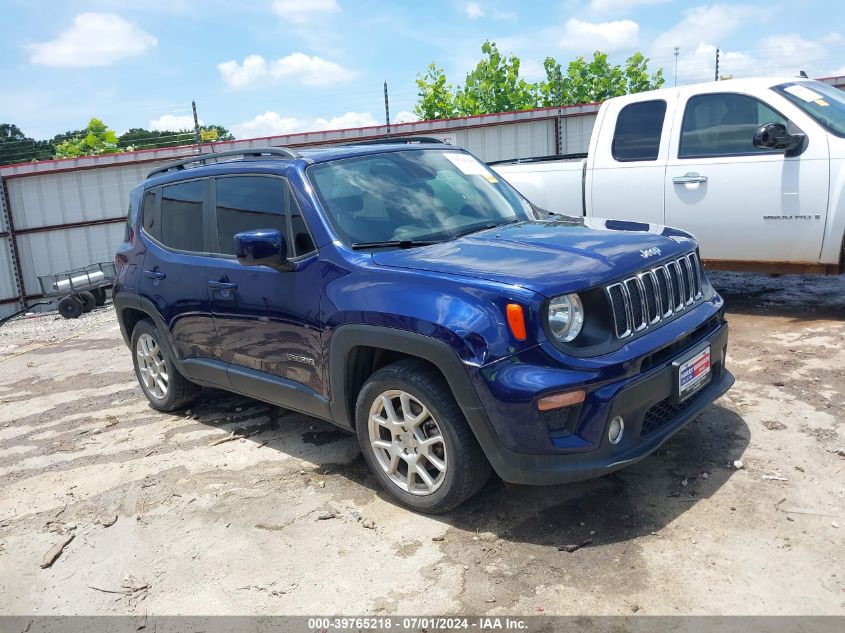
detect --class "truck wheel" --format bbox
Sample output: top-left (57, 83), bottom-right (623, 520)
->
top-left (78, 291), bottom-right (96, 313)
top-left (130, 319), bottom-right (200, 412)
top-left (58, 295), bottom-right (83, 319)
top-left (355, 359), bottom-right (491, 514)
top-left (92, 287), bottom-right (107, 306)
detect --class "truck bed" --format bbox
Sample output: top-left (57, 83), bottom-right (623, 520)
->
top-left (492, 158), bottom-right (586, 216)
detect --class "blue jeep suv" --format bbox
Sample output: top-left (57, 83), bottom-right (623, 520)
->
top-left (113, 141), bottom-right (734, 513)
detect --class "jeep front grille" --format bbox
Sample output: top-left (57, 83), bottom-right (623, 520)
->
top-left (606, 252), bottom-right (703, 340)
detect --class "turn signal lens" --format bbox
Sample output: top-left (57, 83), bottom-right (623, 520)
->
top-left (506, 303), bottom-right (527, 341)
top-left (537, 389), bottom-right (586, 411)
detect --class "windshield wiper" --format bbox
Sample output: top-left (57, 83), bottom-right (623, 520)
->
top-left (350, 239), bottom-right (441, 250)
top-left (452, 218), bottom-right (521, 239)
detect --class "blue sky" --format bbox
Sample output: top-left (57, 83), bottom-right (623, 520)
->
top-left (2, 0), bottom-right (844, 144)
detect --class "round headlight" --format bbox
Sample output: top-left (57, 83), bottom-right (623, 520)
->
top-left (547, 294), bottom-right (584, 342)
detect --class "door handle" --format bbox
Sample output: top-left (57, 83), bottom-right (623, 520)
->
top-left (673, 173), bottom-right (708, 185)
top-left (143, 270), bottom-right (166, 280)
top-left (207, 280), bottom-right (238, 290)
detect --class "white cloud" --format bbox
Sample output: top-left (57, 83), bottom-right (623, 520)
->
top-left (561, 18), bottom-right (639, 52)
top-left (669, 32), bottom-right (843, 85)
top-left (149, 114), bottom-right (199, 131)
top-left (232, 111), bottom-right (379, 139)
top-left (28, 13), bottom-right (157, 67)
top-left (313, 112), bottom-right (379, 130)
top-left (759, 33), bottom-right (843, 73)
top-left (462, 2), bottom-right (516, 21)
top-left (217, 53), bottom-right (356, 89)
top-left (653, 4), bottom-right (755, 54)
top-left (393, 111), bottom-right (420, 124)
top-left (464, 2), bottom-right (485, 19)
top-left (589, 0), bottom-right (669, 12)
top-left (272, 0), bottom-right (340, 24)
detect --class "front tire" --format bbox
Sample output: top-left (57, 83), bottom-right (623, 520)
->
top-left (130, 319), bottom-right (200, 412)
top-left (355, 359), bottom-right (491, 514)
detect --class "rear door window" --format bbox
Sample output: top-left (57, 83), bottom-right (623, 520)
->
top-left (160, 180), bottom-right (205, 252)
top-left (679, 93), bottom-right (787, 158)
top-left (612, 100), bottom-right (667, 162)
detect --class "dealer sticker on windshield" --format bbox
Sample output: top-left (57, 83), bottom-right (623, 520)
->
top-left (678, 347), bottom-right (711, 402)
top-left (443, 152), bottom-right (490, 176)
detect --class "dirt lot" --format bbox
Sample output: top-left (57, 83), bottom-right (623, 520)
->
top-left (0, 272), bottom-right (843, 616)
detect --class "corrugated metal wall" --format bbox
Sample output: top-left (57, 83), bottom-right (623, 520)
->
top-left (0, 107), bottom-right (599, 317)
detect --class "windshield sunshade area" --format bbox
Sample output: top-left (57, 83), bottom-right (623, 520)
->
top-left (774, 80), bottom-right (845, 138)
top-left (307, 149), bottom-right (533, 248)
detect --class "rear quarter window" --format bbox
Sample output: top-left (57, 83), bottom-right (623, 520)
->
top-left (611, 100), bottom-right (667, 162)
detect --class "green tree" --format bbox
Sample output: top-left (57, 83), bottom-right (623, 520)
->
top-left (455, 41), bottom-right (536, 115)
top-left (118, 127), bottom-right (193, 149)
top-left (539, 52), bottom-right (664, 106)
top-left (415, 44), bottom-right (665, 119)
top-left (623, 52), bottom-right (664, 94)
top-left (118, 124), bottom-right (235, 150)
top-left (54, 118), bottom-right (123, 158)
top-left (414, 63), bottom-right (458, 120)
top-left (0, 123), bottom-right (52, 165)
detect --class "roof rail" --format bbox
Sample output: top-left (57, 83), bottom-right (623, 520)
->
top-left (342, 136), bottom-right (447, 146)
top-left (147, 147), bottom-right (302, 178)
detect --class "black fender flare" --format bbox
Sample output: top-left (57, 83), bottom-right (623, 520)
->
top-left (327, 325), bottom-right (506, 466)
top-left (113, 293), bottom-right (181, 370)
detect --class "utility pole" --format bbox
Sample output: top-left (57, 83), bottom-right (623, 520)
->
top-left (383, 81), bottom-right (391, 138)
top-left (556, 65), bottom-right (563, 156)
top-left (191, 100), bottom-right (201, 149)
top-left (714, 47), bottom-right (720, 81)
top-left (673, 47), bottom-right (680, 87)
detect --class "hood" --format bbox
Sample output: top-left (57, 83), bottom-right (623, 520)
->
top-left (371, 217), bottom-right (697, 297)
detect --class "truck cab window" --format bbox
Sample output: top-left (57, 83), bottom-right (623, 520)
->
top-left (611, 100), bottom-right (667, 162)
top-left (680, 93), bottom-right (787, 158)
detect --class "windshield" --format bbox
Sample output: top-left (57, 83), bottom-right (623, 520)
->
top-left (307, 149), bottom-right (534, 247)
top-left (773, 80), bottom-right (845, 138)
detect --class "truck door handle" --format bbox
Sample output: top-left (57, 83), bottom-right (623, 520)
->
top-left (673, 173), bottom-right (708, 185)
top-left (143, 269), bottom-right (166, 280)
top-left (207, 280), bottom-right (238, 290)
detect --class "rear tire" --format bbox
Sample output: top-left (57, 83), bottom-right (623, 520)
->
top-left (78, 291), bottom-right (95, 313)
top-left (355, 358), bottom-right (491, 514)
top-left (130, 318), bottom-right (200, 412)
top-left (58, 295), bottom-right (83, 319)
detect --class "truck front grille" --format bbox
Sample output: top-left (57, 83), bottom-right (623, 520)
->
top-left (606, 252), bottom-right (703, 340)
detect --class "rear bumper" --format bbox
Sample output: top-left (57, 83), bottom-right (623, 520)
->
top-left (465, 318), bottom-right (734, 485)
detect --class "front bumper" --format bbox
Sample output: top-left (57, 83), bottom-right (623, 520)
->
top-left (464, 309), bottom-right (734, 485)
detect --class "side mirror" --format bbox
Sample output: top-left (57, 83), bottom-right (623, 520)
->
top-left (753, 122), bottom-right (805, 154)
top-left (234, 229), bottom-right (293, 271)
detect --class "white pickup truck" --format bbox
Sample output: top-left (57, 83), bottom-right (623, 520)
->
top-left (493, 77), bottom-right (845, 275)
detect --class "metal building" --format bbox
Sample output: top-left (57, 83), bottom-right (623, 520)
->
top-left (0, 103), bottom-right (599, 316)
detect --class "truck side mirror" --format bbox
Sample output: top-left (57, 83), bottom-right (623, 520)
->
top-left (753, 122), bottom-right (805, 155)
top-left (234, 229), bottom-right (294, 271)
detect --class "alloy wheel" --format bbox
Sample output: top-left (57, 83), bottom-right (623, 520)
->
top-left (136, 333), bottom-right (169, 400)
top-left (367, 390), bottom-right (447, 495)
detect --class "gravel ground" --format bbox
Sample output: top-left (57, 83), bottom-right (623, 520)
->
top-left (0, 304), bottom-right (116, 356)
top-left (0, 274), bottom-right (842, 616)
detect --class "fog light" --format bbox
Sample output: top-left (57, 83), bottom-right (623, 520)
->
top-left (608, 416), bottom-right (624, 445)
